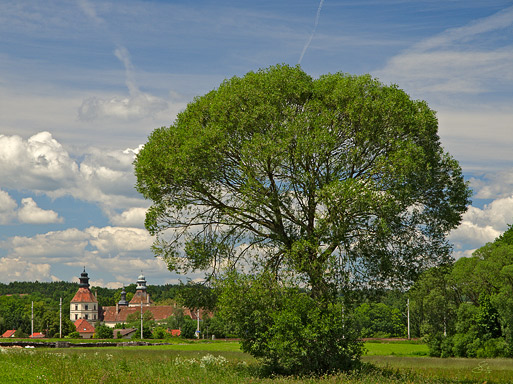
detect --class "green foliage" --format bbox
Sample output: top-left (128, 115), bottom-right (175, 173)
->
top-left (14, 329), bottom-right (28, 338)
top-left (181, 317), bottom-right (197, 339)
top-left (135, 64), bottom-right (470, 374)
top-left (132, 325), bottom-right (153, 339)
top-left (354, 302), bottom-right (405, 338)
top-left (217, 272), bottom-right (362, 375)
top-left (96, 324), bottom-right (114, 339)
top-left (414, 225), bottom-right (513, 358)
top-left (152, 326), bottom-right (168, 339)
top-left (176, 282), bottom-right (217, 312)
top-left (67, 331), bottom-right (81, 339)
top-left (135, 64), bottom-right (470, 295)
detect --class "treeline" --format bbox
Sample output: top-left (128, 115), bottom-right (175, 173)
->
top-left (409, 225), bottom-right (513, 358)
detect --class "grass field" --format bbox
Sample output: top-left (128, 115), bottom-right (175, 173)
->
top-left (1, 340), bottom-right (512, 383)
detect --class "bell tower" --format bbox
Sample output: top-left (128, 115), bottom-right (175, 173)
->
top-left (70, 268), bottom-right (98, 322)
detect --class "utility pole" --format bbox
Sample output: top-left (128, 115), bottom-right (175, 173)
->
top-left (140, 301), bottom-right (143, 340)
top-left (407, 298), bottom-right (411, 340)
top-left (31, 301), bottom-right (34, 337)
top-left (196, 308), bottom-right (200, 339)
top-left (59, 297), bottom-right (62, 339)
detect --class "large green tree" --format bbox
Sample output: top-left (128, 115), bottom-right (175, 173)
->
top-left (135, 64), bottom-right (470, 297)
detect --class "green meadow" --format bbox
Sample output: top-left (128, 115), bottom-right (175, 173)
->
top-left (1, 340), bottom-right (512, 383)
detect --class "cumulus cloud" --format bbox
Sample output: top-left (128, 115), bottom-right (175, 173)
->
top-left (110, 207), bottom-right (147, 227)
top-left (449, 194), bottom-right (513, 257)
top-left (0, 189), bottom-right (64, 225)
top-left (469, 168), bottom-right (513, 199)
top-left (17, 197), bottom-right (64, 224)
top-left (0, 132), bottom-right (148, 220)
top-left (0, 132), bottom-right (78, 192)
top-left (85, 226), bottom-right (153, 254)
top-left (0, 189), bottom-right (17, 224)
top-left (0, 224), bottom-right (165, 285)
top-left (0, 257), bottom-right (52, 283)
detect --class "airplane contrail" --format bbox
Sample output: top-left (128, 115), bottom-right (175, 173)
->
top-left (298, 0), bottom-right (325, 65)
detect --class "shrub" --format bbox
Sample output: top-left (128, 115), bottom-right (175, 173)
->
top-left (216, 272), bottom-right (363, 375)
top-left (181, 317), bottom-right (197, 339)
top-left (67, 331), bottom-right (81, 339)
top-left (478, 338), bottom-right (508, 358)
top-left (95, 324), bottom-right (114, 339)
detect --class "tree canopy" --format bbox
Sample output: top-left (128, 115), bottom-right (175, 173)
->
top-left (135, 64), bottom-right (470, 298)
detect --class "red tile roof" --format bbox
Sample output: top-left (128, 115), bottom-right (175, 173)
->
top-left (29, 332), bottom-right (45, 338)
top-left (74, 318), bottom-right (95, 334)
top-left (113, 328), bottom-right (137, 338)
top-left (129, 290), bottom-right (152, 305)
top-left (2, 330), bottom-right (16, 338)
top-left (71, 287), bottom-right (97, 303)
top-left (102, 305), bottom-right (174, 323)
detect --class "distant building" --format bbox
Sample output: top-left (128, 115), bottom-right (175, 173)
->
top-left (70, 268), bottom-right (98, 322)
top-left (1, 330), bottom-right (16, 338)
top-left (128, 274), bottom-right (152, 307)
top-left (113, 328), bottom-right (137, 339)
top-left (68, 268), bottom-right (206, 330)
top-left (74, 318), bottom-right (95, 339)
top-left (29, 332), bottom-right (45, 339)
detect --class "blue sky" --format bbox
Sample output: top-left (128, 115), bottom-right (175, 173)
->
top-left (1, 0), bottom-right (513, 287)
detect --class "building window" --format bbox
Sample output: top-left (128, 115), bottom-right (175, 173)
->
top-left (75, 314), bottom-right (78, 320)
top-left (85, 305), bottom-right (88, 310)
top-left (94, 314), bottom-right (96, 320)
top-left (75, 305), bottom-right (78, 310)
top-left (85, 314), bottom-right (88, 320)
top-left (94, 305), bottom-right (96, 310)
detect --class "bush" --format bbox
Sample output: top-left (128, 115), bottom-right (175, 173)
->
top-left (95, 324), bottom-right (113, 339)
top-left (452, 333), bottom-right (473, 357)
top-left (181, 317), bottom-right (197, 339)
top-left (67, 331), bottom-right (81, 339)
top-left (152, 326), bottom-right (168, 339)
top-left (477, 338), bottom-right (508, 358)
top-left (216, 272), bottom-right (363, 375)
top-left (425, 333), bottom-right (454, 357)
top-left (14, 329), bottom-right (28, 338)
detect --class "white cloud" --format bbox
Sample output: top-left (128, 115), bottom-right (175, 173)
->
top-left (469, 168), bottom-right (513, 199)
top-left (110, 207), bottom-right (147, 228)
top-left (0, 189), bottom-right (17, 225)
top-left (0, 132), bottom-right (148, 220)
top-left (17, 197), bottom-right (63, 224)
top-left (0, 189), bottom-right (63, 225)
top-left (0, 257), bottom-right (52, 283)
top-left (0, 132), bottom-right (78, 192)
top-left (0, 225), bottom-right (163, 285)
top-left (449, 195), bottom-right (513, 254)
top-left (85, 226), bottom-right (153, 254)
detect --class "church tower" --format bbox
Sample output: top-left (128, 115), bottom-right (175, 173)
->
top-left (70, 268), bottom-right (99, 322)
top-left (128, 273), bottom-right (152, 307)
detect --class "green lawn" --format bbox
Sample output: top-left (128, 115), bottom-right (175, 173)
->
top-left (1, 340), bottom-right (513, 383)
top-left (363, 339), bottom-right (429, 356)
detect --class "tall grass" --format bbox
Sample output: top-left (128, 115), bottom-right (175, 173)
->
top-left (1, 343), bottom-right (513, 383)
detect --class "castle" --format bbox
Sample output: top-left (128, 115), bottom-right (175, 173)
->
top-left (70, 268), bottom-right (201, 338)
